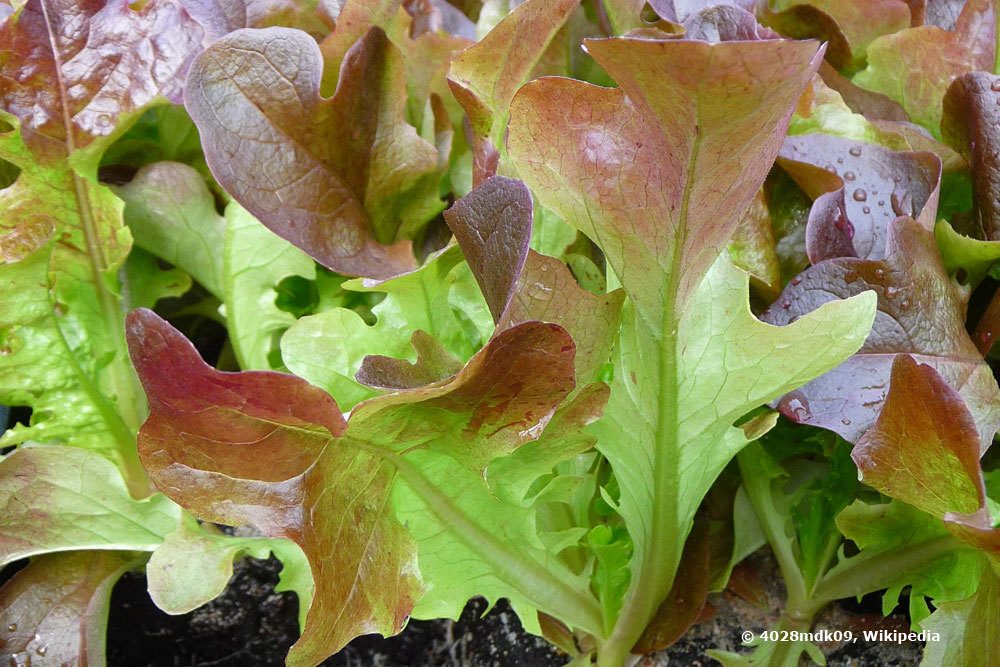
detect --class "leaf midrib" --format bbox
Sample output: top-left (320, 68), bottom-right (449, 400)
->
top-left (37, 0), bottom-right (144, 481)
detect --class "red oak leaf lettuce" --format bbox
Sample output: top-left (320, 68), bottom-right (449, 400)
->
top-left (126, 307), bottom-right (598, 665)
top-left (508, 34), bottom-right (876, 663)
top-left (777, 134), bottom-right (941, 261)
top-left (763, 216), bottom-right (1000, 446)
top-left (185, 26), bottom-right (442, 278)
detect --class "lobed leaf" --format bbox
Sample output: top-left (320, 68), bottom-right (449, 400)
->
top-left (764, 217), bottom-right (1000, 446)
top-left (186, 26), bottom-right (442, 278)
top-left (508, 34), bottom-right (876, 660)
top-left (116, 162), bottom-right (227, 300)
top-left (127, 307), bottom-right (596, 664)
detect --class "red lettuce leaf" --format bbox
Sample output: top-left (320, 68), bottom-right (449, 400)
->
top-left (777, 134), bottom-right (941, 261)
top-left (853, 355), bottom-right (1000, 556)
top-left (764, 216), bottom-right (1000, 446)
top-left (355, 329), bottom-right (462, 388)
top-left (443, 175), bottom-right (533, 323)
top-left (185, 26), bottom-right (442, 278)
top-left (0, 550), bottom-right (140, 666)
top-left (0, 0), bottom-right (205, 167)
top-left (127, 307), bottom-right (579, 664)
top-left (942, 72), bottom-right (1000, 240)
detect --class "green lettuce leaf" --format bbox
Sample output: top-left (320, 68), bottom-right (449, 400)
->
top-left (507, 35), bottom-right (876, 663)
top-left (0, 446), bottom-right (180, 565)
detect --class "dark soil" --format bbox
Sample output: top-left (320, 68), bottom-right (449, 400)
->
top-left (106, 549), bottom-right (923, 666)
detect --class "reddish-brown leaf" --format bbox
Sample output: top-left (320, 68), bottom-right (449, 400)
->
top-left (942, 72), bottom-right (1000, 240)
top-left (0, 550), bottom-right (140, 667)
top-left (185, 26), bottom-right (442, 278)
top-left (764, 217), bottom-right (1000, 446)
top-left (127, 308), bottom-right (578, 664)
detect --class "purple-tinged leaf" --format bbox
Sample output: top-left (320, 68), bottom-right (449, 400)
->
top-left (777, 134), bottom-right (941, 261)
top-left (356, 329), bottom-right (462, 389)
top-left (444, 175), bottom-right (533, 323)
top-left (186, 26), bottom-right (442, 278)
top-left (182, 0), bottom-right (334, 39)
top-left (764, 216), bottom-right (1000, 447)
top-left (678, 4), bottom-right (779, 42)
top-left (0, 0), bottom-right (206, 168)
top-left (942, 72), bottom-right (1000, 240)
top-left (0, 550), bottom-right (140, 667)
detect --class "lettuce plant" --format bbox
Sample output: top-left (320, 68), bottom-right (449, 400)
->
top-left (1, 1), bottom-right (999, 666)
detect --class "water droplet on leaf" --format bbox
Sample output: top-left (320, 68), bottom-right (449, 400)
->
top-left (852, 189), bottom-right (867, 202)
top-left (849, 146), bottom-right (863, 157)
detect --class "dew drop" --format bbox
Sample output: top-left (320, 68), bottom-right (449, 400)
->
top-left (33, 647), bottom-right (46, 658)
top-left (6, 624), bottom-right (15, 633)
top-left (527, 283), bottom-right (552, 300)
top-left (849, 146), bottom-right (863, 157)
top-left (878, 200), bottom-right (884, 206)
top-left (95, 113), bottom-right (112, 129)
top-left (836, 157), bottom-right (844, 164)
top-left (852, 188), bottom-right (868, 202)
top-left (841, 418), bottom-right (852, 426)
top-left (791, 276), bottom-right (802, 286)
top-left (825, 164), bottom-right (838, 174)
top-left (539, 262), bottom-right (550, 272)
top-left (781, 300), bottom-right (791, 309)
top-left (981, 331), bottom-right (995, 345)
top-left (874, 269), bottom-right (885, 280)
top-left (843, 171), bottom-right (856, 182)
top-left (885, 286), bottom-right (900, 298)
top-left (862, 206), bottom-right (871, 214)
top-left (991, 79), bottom-right (1000, 91)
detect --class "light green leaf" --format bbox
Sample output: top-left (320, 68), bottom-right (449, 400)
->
top-left (281, 246), bottom-right (492, 407)
top-left (0, 446), bottom-right (181, 566)
top-left (921, 562), bottom-right (1000, 667)
top-left (116, 161), bottom-right (227, 299)
top-left (223, 203), bottom-right (315, 370)
top-left (123, 247), bottom-right (192, 309)
top-left (0, 118), bottom-right (146, 489)
top-left (935, 219), bottom-right (1000, 287)
top-left (147, 515), bottom-right (313, 630)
